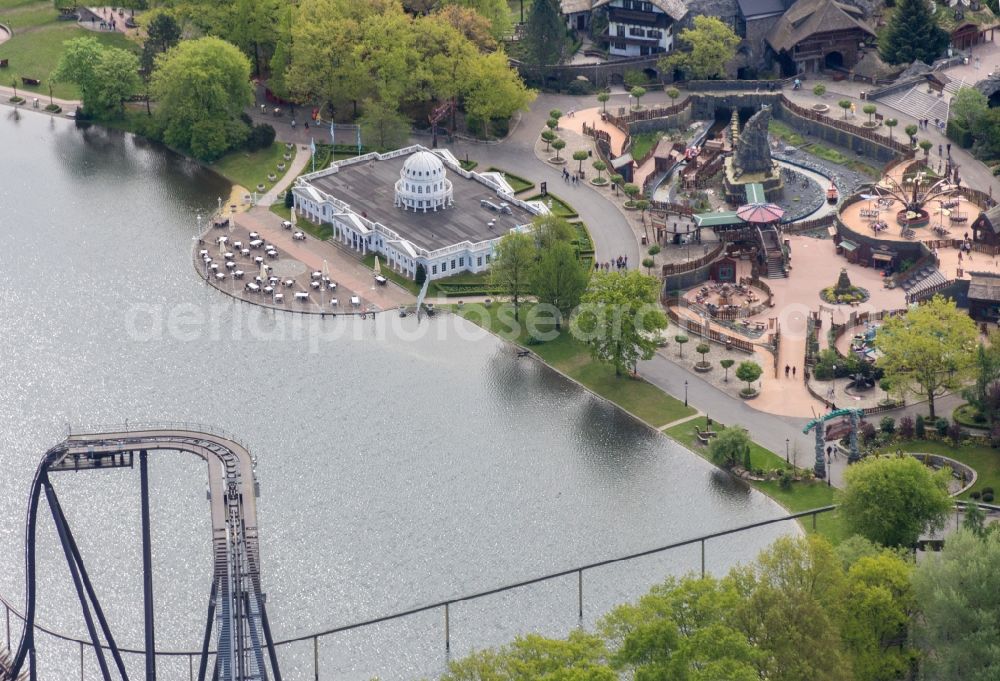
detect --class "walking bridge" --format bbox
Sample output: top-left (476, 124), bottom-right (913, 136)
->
top-left (4, 427), bottom-right (281, 681)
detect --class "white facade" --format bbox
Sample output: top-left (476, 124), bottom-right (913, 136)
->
top-left (607, 0), bottom-right (675, 57)
top-left (292, 146), bottom-right (548, 282)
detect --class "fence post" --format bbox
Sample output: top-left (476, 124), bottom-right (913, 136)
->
top-left (577, 570), bottom-right (583, 620)
top-left (700, 539), bottom-right (706, 577)
top-left (313, 635), bottom-right (319, 681)
top-left (444, 603), bottom-right (450, 652)
top-left (813, 511), bottom-right (818, 530)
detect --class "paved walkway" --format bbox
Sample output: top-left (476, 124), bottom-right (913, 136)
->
top-left (259, 145), bottom-right (310, 207)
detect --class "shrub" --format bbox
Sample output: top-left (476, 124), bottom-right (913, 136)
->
top-left (984, 492), bottom-right (995, 503)
top-left (972, 491), bottom-right (982, 500)
top-left (284, 189), bottom-right (294, 209)
top-left (880, 416), bottom-right (896, 435)
top-left (898, 415), bottom-right (915, 439)
top-left (916, 415), bottom-right (926, 439)
top-left (860, 422), bottom-right (878, 445)
top-left (566, 79), bottom-right (593, 95)
top-left (935, 418), bottom-right (950, 436)
top-left (648, 244), bottom-right (661, 256)
top-left (779, 472), bottom-right (793, 490)
top-left (946, 118), bottom-right (974, 149)
top-left (985, 487), bottom-right (994, 495)
top-left (948, 422), bottom-right (963, 446)
top-left (246, 123), bottom-right (276, 151)
top-left (415, 263), bottom-right (427, 285)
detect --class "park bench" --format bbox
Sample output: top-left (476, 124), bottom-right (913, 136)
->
top-left (0, 59), bottom-right (8, 69)
top-left (21, 77), bottom-right (40, 86)
top-left (694, 425), bottom-right (717, 444)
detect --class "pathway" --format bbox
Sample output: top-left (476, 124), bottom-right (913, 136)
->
top-left (259, 145), bottom-right (310, 207)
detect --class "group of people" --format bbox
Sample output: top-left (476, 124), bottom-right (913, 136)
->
top-left (917, 118), bottom-right (945, 132)
top-left (561, 168), bottom-right (581, 185)
top-left (595, 255), bottom-right (629, 272)
top-left (784, 364), bottom-right (797, 378)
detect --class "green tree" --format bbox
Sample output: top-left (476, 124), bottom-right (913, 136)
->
top-left (666, 86), bottom-right (680, 103)
top-left (951, 86), bottom-right (989, 130)
top-left (735, 360), bottom-right (762, 394)
top-left (609, 173), bottom-right (624, 195)
top-left (551, 138), bottom-right (566, 161)
top-left (813, 84), bottom-right (826, 97)
top-left (879, 0), bottom-right (949, 65)
top-left (532, 214), bottom-right (575, 250)
top-left (839, 455), bottom-right (951, 547)
top-left (540, 129), bottom-right (556, 151)
top-left (443, 629), bottom-right (616, 680)
top-left (464, 50), bottom-right (535, 138)
top-left (838, 99), bottom-right (851, 119)
top-left (904, 123), bottom-right (918, 142)
top-left (52, 37), bottom-right (140, 118)
top-left (573, 271), bottom-right (667, 377)
top-left (720, 358), bottom-right (735, 381)
top-left (862, 103), bottom-right (876, 123)
top-left (630, 85), bottom-right (646, 109)
top-left (911, 530), bottom-right (1000, 680)
top-left (572, 149), bottom-right (588, 174)
top-left (532, 240), bottom-right (589, 330)
top-left (151, 37), bottom-right (253, 160)
top-left (641, 257), bottom-right (655, 274)
top-left (592, 159), bottom-right (606, 180)
top-left (972, 107), bottom-right (1000, 157)
top-left (709, 426), bottom-right (751, 468)
top-left (659, 16), bottom-right (739, 80)
top-left (622, 183), bottom-right (640, 205)
top-left (522, 0), bottom-right (566, 65)
top-left (918, 138), bottom-right (932, 158)
top-left (139, 9), bottom-right (182, 75)
top-left (695, 342), bottom-right (710, 367)
top-left (675, 334), bottom-right (688, 357)
top-left (597, 91), bottom-right (610, 112)
top-left (490, 231), bottom-right (536, 321)
top-left (441, 0), bottom-right (511, 41)
top-left (884, 117), bottom-right (897, 140)
top-left (225, 0), bottom-right (281, 77)
top-left (357, 99), bottom-right (411, 150)
top-left (875, 295), bottom-right (978, 418)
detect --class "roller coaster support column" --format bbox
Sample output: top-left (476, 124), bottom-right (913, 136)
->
top-left (140, 450), bottom-right (156, 680)
top-left (814, 421), bottom-right (826, 478)
top-left (848, 411), bottom-right (861, 463)
top-left (197, 580), bottom-right (218, 681)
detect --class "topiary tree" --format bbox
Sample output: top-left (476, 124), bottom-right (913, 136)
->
top-left (551, 138), bottom-right (566, 161)
top-left (592, 159), bottom-right (606, 180)
top-left (905, 124), bottom-right (918, 144)
top-left (648, 244), bottom-right (661, 256)
top-left (549, 109), bottom-right (562, 121)
top-left (642, 257), bottom-right (655, 274)
top-left (736, 360), bottom-right (763, 395)
top-left (885, 118), bottom-right (898, 140)
top-left (813, 84), bottom-right (826, 97)
top-left (415, 263), bottom-right (427, 285)
top-left (623, 183), bottom-right (640, 206)
top-left (675, 334), bottom-right (688, 357)
top-left (838, 99), bottom-right (852, 119)
top-left (666, 86), bottom-right (679, 103)
top-left (284, 189), bottom-right (294, 209)
top-left (919, 139), bottom-right (933, 159)
top-left (863, 103), bottom-right (877, 124)
top-left (630, 86), bottom-right (646, 109)
top-left (573, 149), bottom-right (589, 174)
top-left (597, 91), bottom-right (610, 113)
top-left (635, 199), bottom-right (650, 225)
top-left (720, 358), bottom-right (735, 381)
top-left (546, 117), bottom-right (558, 132)
top-left (915, 414), bottom-right (926, 439)
top-left (708, 426), bottom-right (751, 468)
top-left (541, 129), bottom-right (556, 151)
top-left (696, 342), bottom-right (710, 367)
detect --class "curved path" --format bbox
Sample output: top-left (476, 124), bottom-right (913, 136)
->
top-left (0, 23), bottom-right (10, 46)
top-left (7, 428), bottom-right (279, 681)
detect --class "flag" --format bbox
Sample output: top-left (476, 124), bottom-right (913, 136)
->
top-left (330, 120), bottom-right (335, 146)
top-left (356, 125), bottom-right (361, 155)
top-left (310, 137), bottom-right (316, 156)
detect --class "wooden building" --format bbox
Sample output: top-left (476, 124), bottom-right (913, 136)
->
top-left (968, 274), bottom-right (1000, 323)
top-left (972, 205), bottom-right (1000, 246)
top-left (766, 0), bottom-right (876, 75)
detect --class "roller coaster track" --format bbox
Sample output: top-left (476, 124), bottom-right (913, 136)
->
top-left (3, 428), bottom-right (280, 681)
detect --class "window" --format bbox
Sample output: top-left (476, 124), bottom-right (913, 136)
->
top-left (616, 25), bottom-right (625, 36)
top-left (432, 265), bottom-right (438, 274)
top-left (477, 256), bottom-right (483, 266)
top-left (614, 41), bottom-right (627, 50)
top-left (441, 261), bottom-right (447, 272)
top-left (417, 186), bottom-right (423, 193)
top-left (459, 257), bottom-right (464, 266)
top-left (451, 259), bottom-right (456, 270)
top-left (485, 254), bottom-right (491, 263)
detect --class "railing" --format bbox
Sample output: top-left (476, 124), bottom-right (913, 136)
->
top-left (684, 77), bottom-right (797, 91)
top-left (606, 97), bottom-right (691, 129)
top-left (779, 95), bottom-right (915, 157)
top-left (663, 300), bottom-right (757, 353)
top-left (906, 278), bottom-right (959, 304)
top-left (661, 242), bottom-right (724, 276)
top-left (0, 507), bottom-right (837, 680)
top-left (784, 213), bottom-right (835, 235)
top-left (650, 199), bottom-right (694, 216)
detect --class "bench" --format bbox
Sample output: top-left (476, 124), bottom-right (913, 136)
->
top-left (21, 77), bottom-right (40, 86)
top-left (694, 426), bottom-right (718, 444)
top-left (0, 59), bottom-right (8, 69)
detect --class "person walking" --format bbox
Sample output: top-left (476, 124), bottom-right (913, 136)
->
top-left (785, 364), bottom-right (790, 377)
top-left (792, 366), bottom-right (796, 377)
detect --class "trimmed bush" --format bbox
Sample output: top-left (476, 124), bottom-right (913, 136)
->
top-left (946, 119), bottom-right (974, 149)
top-left (935, 418), bottom-right (950, 436)
top-left (246, 124), bottom-right (276, 151)
top-left (948, 422), bottom-right (963, 446)
top-left (916, 415), bottom-right (926, 439)
top-left (880, 416), bottom-right (896, 435)
top-left (984, 492), bottom-right (995, 503)
top-left (984, 487), bottom-right (994, 495)
top-left (972, 491), bottom-right (982, 500)
top-left (898, 415), bottom-right (915, 439)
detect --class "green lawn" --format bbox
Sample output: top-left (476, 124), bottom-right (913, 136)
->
top-left (525, 192), bottom-right (578, 218)
top-left (456, 301), bottom-right (695, 427)
top-left (630, 132), bottom-right (662, 161)
top-left (0, 22), bottom-right (138, 100)
top-left (208, 143), bottom-right (288, 192)
top-left (486, 167), bottom-right (534, 194)
top-left (665, 416), bottom-right (844, 542)
top-left (1, 4), bottom-right (58, 30)
top-left (883, 439), bottom-right (1000, 501)
top-left (269, 203), bottom-right (292, 221)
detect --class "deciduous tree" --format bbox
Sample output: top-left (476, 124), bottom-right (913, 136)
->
top-left (53, 37), bottom-right (140, 118)
top-left (659, 16), bottom-right (739, 80)
top-left (357, 99), bottom-right (411, 150)
top-left (709, 426), bottom-right (751, 468)
top-left (464, 50), bottom-right (535, 138)
top-left (442, 630), bottom-right (616, 680)
top-left (532, 240), bottom-right (589, 330)
top-left (490, 231), bottom-right (536, 321)
top-left (735, 360), bottom-right (762, 394)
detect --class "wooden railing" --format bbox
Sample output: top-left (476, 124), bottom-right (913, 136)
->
top-left (661, 242), bottom-right (724, 276)
top-left (606, 97), bottom-right (691, 129)
top-left (779, 95), bottom-right (915, 157)
top-left (663, 301), bottom-right (756, 353)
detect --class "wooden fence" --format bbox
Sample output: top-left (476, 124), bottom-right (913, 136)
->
top-left (663, 305), bottom-right (756, 353)
top-left (661, 242), bottom-right (724, 276)
top-left (779, 95), bottom-right (915, 157)
top-left (606, 97), bottom-right (691, 129)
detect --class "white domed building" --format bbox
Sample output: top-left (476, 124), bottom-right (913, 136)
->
top-left (293, 146), bottom-right (550, 281)
top-left (394, 151), bottom-right (453, 212)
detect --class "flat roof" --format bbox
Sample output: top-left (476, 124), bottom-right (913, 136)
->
top-left (695, 211), bottom-right (743, 227)
top-left (307, 155), bottom-right (536, 252)
top-left (744, 183), bottom-right (766, 203)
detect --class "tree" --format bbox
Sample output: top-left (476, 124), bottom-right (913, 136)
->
top-left (522, 0), bottom-right (566, 65)
top-left (540, 129), bottom-right (556, 151)
top-left (696, 342), bottom-right (710, 367)
top-left (972, 107), bottom-right (1000, 157)
top-left (573, 271), bottom-right (667, 377)
top-left (443, 629), bottom-right (616, 680)
top-left (139, 9), bottom-right (181, 75)
top-left (735, 361), bottom-right (762, 394)
top-left (551, 138), bottom-right (566, 161)
top-left (592, 160), bottom-right (606, 181)
top-left (532, 214), bottom-right (575, 250)
top-left (951, 86), bottom-right (989, 131)
top-left (597, 91), bottom-right (610, 113)
top-left (659, 16), bottom-right (739, 80)
top-left (666, 86), bottom-right (679, 103)
top-left (675, 334), bottom-right (688, 357)
top-left (641, 257), bottom-right (654, 274)
top-left (709, 426), bottom-right (751, 468)
top-left (862, 103), bottom-right (876, 124)
top-left (839, 455), bottom-right (951, 547)
top-left (963, 334), bottom-right (1000, 419)
top-left (630, 85), bottom-right (646, 109)
top-left (720, 358), bottom-right (735, 381)
top-left (609, 173), bottom-right (624, 195)
top-left (879, 0), bottom-right (949, 65)
top-left (875, 295), bottom-right (977, 418)
top-left (358, 99), bottom-right (411, 150)
top-left (490, 231), bottom-right (536, 321)
top-left (549, 108), bottom-right (562, 120)
top-left (434, 4), bottom-right (497, 50)
top-left (622, 183), bottom-right (640, 205)
top-left (532, 240), bottom-right (589, 330)
top-left (884, 117), bottom-right (897, 140)
top-left (918, 139), bottom-right (932, 159)
top-left (634, 199), bottom-right (650, 227)
top-left (464, 50), bottom-right (535, 138)
top-left (911, 530), bottom-right (1000, 680)
top-left (963, 501), bottom-right (986, 536)
top-left (572, 149), bottom-right (588, 174)
top-left (813, 84), bottom-right (826, 97)
top-left (545, 117), bottom-right (558, 132)
top-left (151, 37), bottom-right (253, 161)
top-left (904, 123), bottom-right (918, 143)
top-left (442, 0), bottom-right (511, 41)
top-left (225, 0), bottom-right (282, 77)
top-left (52, 37), bottom-right (140, 118)
top-left (838, 99), bottom-right (851, 119)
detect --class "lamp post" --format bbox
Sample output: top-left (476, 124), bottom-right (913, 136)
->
top-left (785, 438), bottom-right (790, 464)
top-left (684, 380), bottom-right (688, 407)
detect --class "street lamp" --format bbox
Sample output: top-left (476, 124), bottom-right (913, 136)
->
top-left (684, 380), bottom-right (689, 407)
top-left (785, 438), bottom-right (789, 464)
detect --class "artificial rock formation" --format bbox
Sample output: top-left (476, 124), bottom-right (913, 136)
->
top-left (733, 108), bottom-right (774, 177)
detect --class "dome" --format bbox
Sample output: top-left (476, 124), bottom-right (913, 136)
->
top-left (395, 150), bottom-right (453, 213)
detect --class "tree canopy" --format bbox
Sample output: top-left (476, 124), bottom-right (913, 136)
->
top-left (838, 455), bottom-right (952, 547)
top-left (573, 271), bottom-right (667, 377)
top-left (52, 37), bottom-right (140, 118)
top-left (532, 239), bottom-right (589, 330)
top-left (708, 426), bottom-right (751, 468)
top-left (878, 0), bottom-right (949, 65)
top-left (490, 231), bottom-right (537, 321)
top-left (659, 16), bottom-right (739, 80)
top-left (522, 0), bottom-right (567, 66)
top-left (150, 37), bottom-right (254, 160)
top-left (875, 295), bottom-right (977, 418)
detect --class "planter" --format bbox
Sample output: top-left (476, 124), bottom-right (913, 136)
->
top-left (694, 363), bottom-right (712, 373)
top-left (267, 173), bottom-right (277, 182)
top-left (812, 104), bottom-right (829, 114)
top-left (44, 104), bottom-right (61, 114)
top-left (591, 178), bottom-right (609, 186)
top-left (285, 143), bottom-right (294, 150)
top-left (861, 121), bottom-right (879, 129)
top-left (739, 389), bottom-right (759, 400)
top-left (9, 96), bottom-right (23, 104)
top-left (549, 157), bottom-right (567, 165)
top-left (256, 183), bottom-right (266, 192)
top-left (277, 162), bottom-right (286, 171)
top-left (283, 153), bottom-right (292, 161)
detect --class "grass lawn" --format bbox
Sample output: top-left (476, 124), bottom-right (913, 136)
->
top-left (525, 192), bottom-right (578, 218)
top-left (884, 439), bottom-right (1000, 501)
top-left (0, 22), bottom-right (137, 100)
top-left (362, 253), bottom-right (421, 295)
top-left (768, 120), bottom-right (806, 147)
top-left (455, 301), bottom-right (695, 427)
top-left (630, 132), bottom-right (662, 161)
top-left (486, 167), bottom-right (534, 194)
top-left (269, 203), bottom-right (292, 221)
top-left (665, 416), bottom-right (844, 542)
top-left (208, 143), bottom-right (287, 192)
